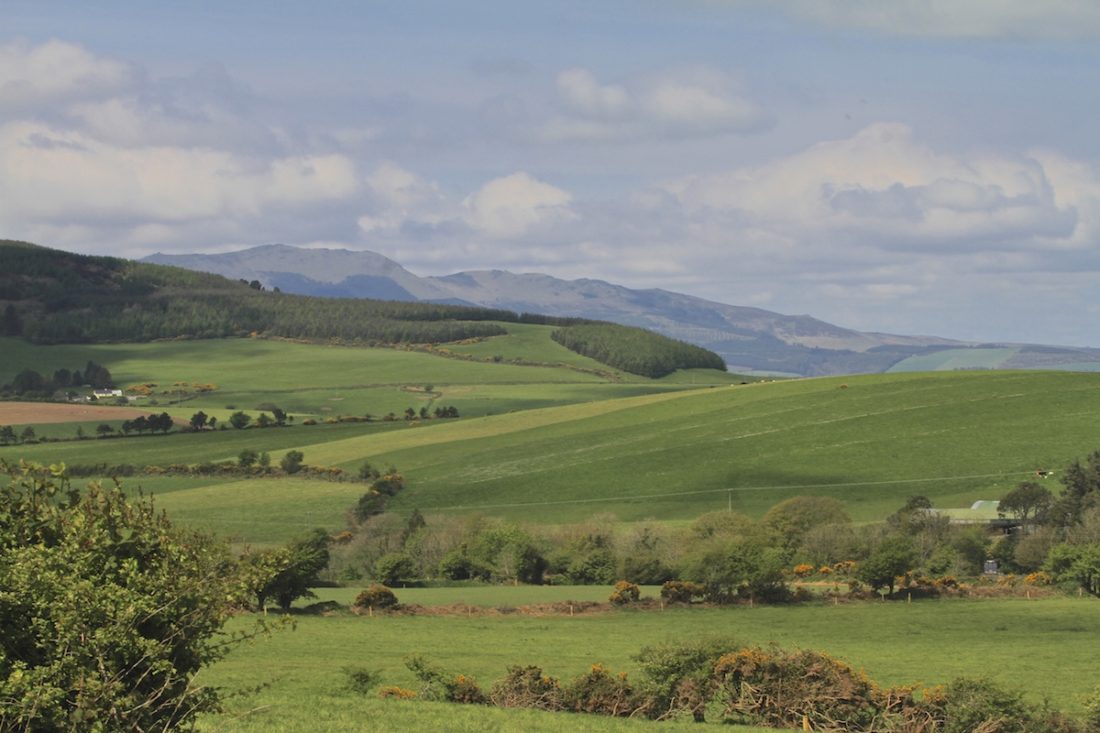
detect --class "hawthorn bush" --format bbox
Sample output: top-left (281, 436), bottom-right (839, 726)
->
top-left (0, 461), bottom-right (252, 732)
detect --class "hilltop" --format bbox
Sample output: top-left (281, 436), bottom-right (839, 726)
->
top-left (145, 244), bottom-right (1100, 376)
top-left (0, 240), bottom-right (726, 378)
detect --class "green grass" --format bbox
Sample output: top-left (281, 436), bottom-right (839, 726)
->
top-left (10, 370), bottom-right (1100, 544)
top-left (887, 348), bottom-right (1018, 372)
top-left (367, 370), bottom-right (1100, 523)
top-left (0, 336), bottom-right (657, 420)
top-left (197, 593), bottom-right (1100, 731)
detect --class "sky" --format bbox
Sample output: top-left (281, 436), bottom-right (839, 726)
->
top-left (4, 1), bottom-right (1100, 346)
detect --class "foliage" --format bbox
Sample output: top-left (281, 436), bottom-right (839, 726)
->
top-left (352, 584), bottom-right (399, 610)
top-left (559, 664), bottom-right (642, 717)
top-left (257, 528), bottom-right (331, 611)
top-left (713, 647), bottom-right (892, 730)
top-left (406, 656), bottom-right (487, 705)
top-left (1000, 481), bottom-right (1054, 524)
top-left (762, 495), bottom-right (850, 550)
top-left (917, 677), bottom-right (1034, 733)
top-left (0, 460), bottom-right (249, 732)
top-left (375, 552), bottom-right (416, 585)
top-left (683, 540), bottom-right (789, 603)
top-left (280, 449), bottom-right (305, 474)
top-left (659, 580), bottom-right (705, 604)
top-left (489, 666), bottom-right (563, 710)
top-left (342, 666), bottom-right (381, 695)
top-left (551, 322), bottom-right (726, 378)
top-left (608, 580), bottom-right (640, 605)
top-left (857, 536), bottom-right (916, 595)
top-left (633, 639), bottom-right (742, 722)
top-left (1052, 450), bottom-right (1100, 527)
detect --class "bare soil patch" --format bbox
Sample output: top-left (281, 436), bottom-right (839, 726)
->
top-left (0, 401), bottom-right (149, 425)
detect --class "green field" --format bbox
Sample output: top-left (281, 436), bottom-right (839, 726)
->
top-left (8, 362), bottom-right (1100, 543)
top-left (197, 591), bottom-right (1100, 732)
top-left (887, 348), bottom-right (1018, 372)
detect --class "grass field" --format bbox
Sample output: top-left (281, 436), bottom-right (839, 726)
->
top-left (8, 368), bottom-right (1100, 544)
top-left (887, 348), bottom-right (1018, 372)
top-left (197, 591), bottom-right (1100, 732)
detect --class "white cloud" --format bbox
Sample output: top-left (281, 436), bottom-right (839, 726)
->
top-left (462, 172), bottom-right (574, 238)
top-left (357, 162), bottom-right (449, 234)
top-left (540, 67), bottom-right (770, 143)
top-left (0, 121), bottom-right (358, 227)
top-left (0, 39), bottom-right (137, 110)
top-left (778, 0), bottom-right (1100, 39)
top-left (663, 123), bottom-right (1083, 252)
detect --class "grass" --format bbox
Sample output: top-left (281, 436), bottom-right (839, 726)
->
top-left (9, 369), bottom-right (1100, 544)
top-left (197, 592), bottom-right (1100, 732)
top-left (0, 335), bottom-right (667, 422)
top-left (887, 348), bottom-right (1018, 372)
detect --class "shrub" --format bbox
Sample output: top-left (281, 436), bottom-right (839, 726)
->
top-left (375, 552), bottom-right (415, 585)
top-left (560, 664), bottom-right (642, 717)
top-left (280, 450), bottom-right (304, 474)
top-left (609, 580), bottom-right (640, 605)
top-left (918, 677), bottom-right (1034, 733)
top-left (1084, 683), bottom-right (1100, 732)
top-left (489, 666), bottom-right (563, 710)
top-left (633, 639), bottom-right (741, 722)
top-left (660, 580), bottom-right (704, 604)
top-left (0, 462), bottom-right (252, 732)
top-left (343, 666), bottom-right (381, 694)
top-left (713, 647), bottom-right (889, 731)
top-left (406, 655), bottom-right (487, 704)
top-left (353, 583), bottom-right (398, 610)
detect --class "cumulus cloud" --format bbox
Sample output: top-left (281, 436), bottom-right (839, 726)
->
top-left (462, 172), bottom-right (574, 238)
top-left (775, 0), bottom-right (1100, 40)
top-left (540, 67), bottom-right (771, 143)
top-left (0, 38), bottom-right (137, 110)
top-left (0, 120), bottom-right (358, 233)
top-left (357, 162), bottom-right (449, 234)
top-left (663, 123), bottom-right (1083, 252)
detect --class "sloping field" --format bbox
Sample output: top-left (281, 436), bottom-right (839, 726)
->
top-left (315, 370), bottom-right (1100, 524)
top-left (0, 401), bottom-right (148, 424)
top-left (887, 347), bottom-right (1016, 372)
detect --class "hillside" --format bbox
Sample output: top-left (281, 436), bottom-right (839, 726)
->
top-left (6, 365), bottom-right (1099, 543)
top-left (0, 240), bottom-right (727, 378)
top-left (145, 244), bottom-right (1100, 376)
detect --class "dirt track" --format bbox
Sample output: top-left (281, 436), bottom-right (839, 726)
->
top-left (0, 401), bottom-right (149, 425)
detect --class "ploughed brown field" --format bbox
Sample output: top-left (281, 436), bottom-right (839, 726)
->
top-left (0, 401), bottom-right (149, 425)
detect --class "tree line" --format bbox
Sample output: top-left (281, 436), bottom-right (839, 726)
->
top-left (1, 240), bottom-right (729, 379)
top-left (551, 323), bottom-right (727, 377)
top-left (1, 360), bottom-right (113, 398)
top-left (329, 449), bottom-right (1100, 602)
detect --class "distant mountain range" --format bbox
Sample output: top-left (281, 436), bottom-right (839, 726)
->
top-left (144, 245), bottom-right (1100, 376)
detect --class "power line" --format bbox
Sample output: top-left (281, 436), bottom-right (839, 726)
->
top-left (417, 471), bottom-right (1037, 513)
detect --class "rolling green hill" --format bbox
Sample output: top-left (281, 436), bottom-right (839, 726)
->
top-left (0, 240), bottom-right (727, 377)
top-left (5, 358), bottom-right (1098, 543)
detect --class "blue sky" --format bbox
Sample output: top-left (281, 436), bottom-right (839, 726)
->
top-left (4, 1), bottom-right (1100, 345)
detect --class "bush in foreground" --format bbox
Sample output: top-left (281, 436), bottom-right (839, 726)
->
top-left (0, 461), bottom-right (252, 732)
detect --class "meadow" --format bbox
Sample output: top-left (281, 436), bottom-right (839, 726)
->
top-left (6, 330), bottom-right (1100, 731)
top-left (197, 590), bottom-right (1100, 732)
top-left (7, 351), bottom-right (1100, 543)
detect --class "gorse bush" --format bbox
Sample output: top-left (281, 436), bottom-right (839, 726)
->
top-left (395, 641), bottom-right (1096, 731)
top-left (353, 584), bottom-right (398, 610)
top-left (608, 580), bottom-right (640, 605)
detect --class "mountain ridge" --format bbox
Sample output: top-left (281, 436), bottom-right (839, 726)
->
top-left (143, 245), bottom-right (1100, 376)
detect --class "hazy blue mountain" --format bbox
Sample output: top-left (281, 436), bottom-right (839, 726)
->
top-left (142, 245), bottom-right (1100, 376)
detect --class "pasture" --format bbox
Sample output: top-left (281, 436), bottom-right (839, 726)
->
top-left (197, 591), bottom-right (1100, 732)
top-left (7, 367), bottom-right (1100, 543)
